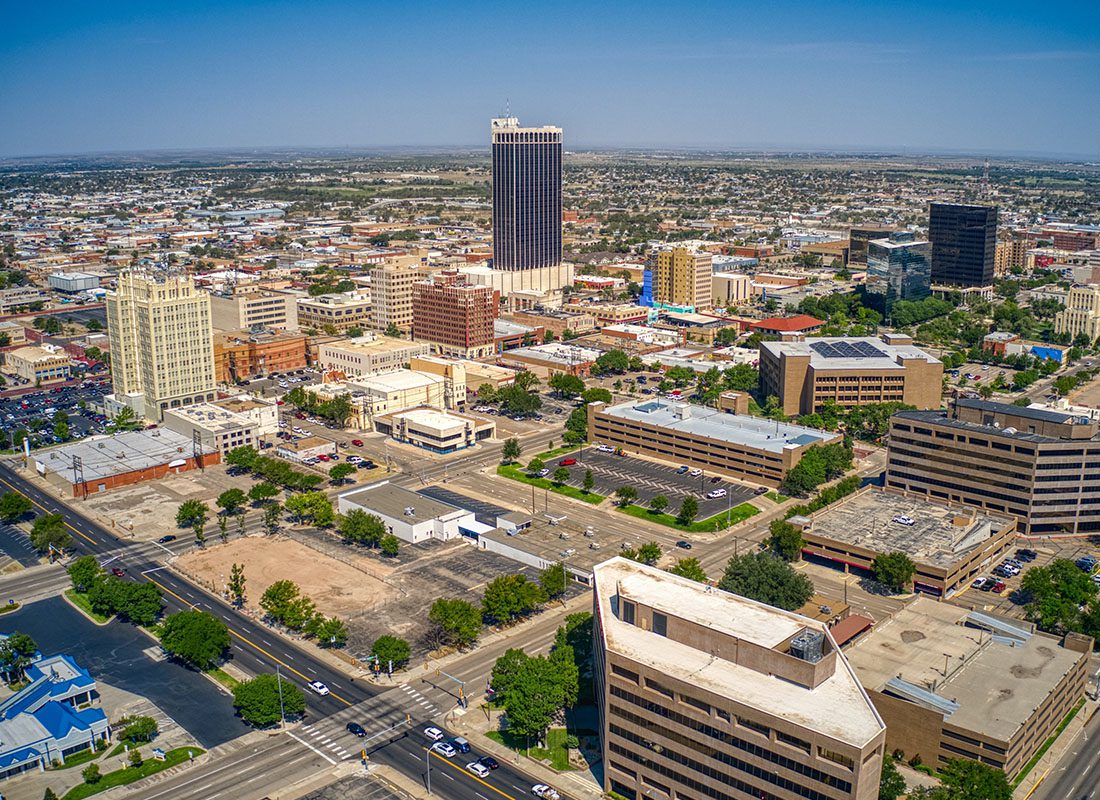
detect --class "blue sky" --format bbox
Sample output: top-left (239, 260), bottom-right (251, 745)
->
top-left (2, 0), bottom-right (1098, 158)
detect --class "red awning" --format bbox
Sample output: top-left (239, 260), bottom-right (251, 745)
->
top-left (829, 614), bottom-right (874, 646)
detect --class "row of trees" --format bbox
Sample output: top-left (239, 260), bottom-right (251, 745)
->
top-left (259, 579), bottom-right (348, 647)
top-left (781, 442), bottom-right (853, 496)
top-left (68, 555), bottom-right (163, 625)
top-left (283, 387), bottom-right (354, 428)
top-left (476, 371), bottom-right (543, 416)
top-left (224, 445), bottom-right (325, 492)
top-left (337, 508), bottom-right (400, 556)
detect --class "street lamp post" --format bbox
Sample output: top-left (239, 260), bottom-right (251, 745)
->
top-left (425, 745), bottom-right (432, 795)
top-left (276, 665), bottom-right (286, 729)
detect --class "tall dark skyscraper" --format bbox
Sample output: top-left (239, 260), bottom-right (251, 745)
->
top-left (929, 202), bottom-right (998, 288)
top-left (491, 116), bottom-right (562, 271)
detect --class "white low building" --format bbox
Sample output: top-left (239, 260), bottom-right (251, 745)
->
top-left (337, 482), bottom-right (476, 544)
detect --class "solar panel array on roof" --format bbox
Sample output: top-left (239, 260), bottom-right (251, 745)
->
top-left (809, 341), bottom-right (887, 359)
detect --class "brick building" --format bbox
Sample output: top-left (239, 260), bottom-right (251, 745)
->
top-left (213, 331), bottom-right (308, 383)
top-left (412, 272), bottom-right (498, 359)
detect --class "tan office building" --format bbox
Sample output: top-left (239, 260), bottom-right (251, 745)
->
top-left (651, 247), bottom-right (713, 310)
top-left (759, 335), bottom-right (943, 417)
top-left (316, 335), bottom-right (430, 377)
top-left (594, 557), bottom-right (886, 800)
top-left (587, 399), bottom-right (842, 487)
top-left (296, 291), bottom-right (372, 333)
top-left (712, 273), bottom-right (752, 306)
top-left (1054, 284), bottom-right (1100, 342)
top-left (845, 597), bottom-right (1089, 778)
top-left (370, 255), bottom-right (431, 332)
top-left (886, 398), bottom-right (1100, 535)
top-left (210, 290), bottom-right (299, 332)
top-left (5, 345), bottom-right (71, 384)
top-left (106, 271), bottom-right (216, 420)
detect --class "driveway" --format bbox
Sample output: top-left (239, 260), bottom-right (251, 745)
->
top-left (2, 596), bottom-right (244, 748)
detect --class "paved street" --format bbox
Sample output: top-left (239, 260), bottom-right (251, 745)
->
top-left (1034, 704), bottom-right (1100, 800)
top-left (0, 521), bottom-right (41, 567)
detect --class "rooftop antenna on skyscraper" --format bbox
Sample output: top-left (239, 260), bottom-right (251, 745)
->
top-left (506, 98), bottom-right (511, 118)
top-left (981, 159), bottom-right (991, 199)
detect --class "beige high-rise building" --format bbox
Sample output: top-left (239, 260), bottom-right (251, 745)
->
top-left (651, 247), bottom-right (713, 310)
top-left (594, 557), bottom-right (886, 800)
top-left (370, 255), bottom-right (431, 332)
top-left (1054, 284), bottom-right (1100, 342)
top-left (106, 270), bottom-right (216, 421)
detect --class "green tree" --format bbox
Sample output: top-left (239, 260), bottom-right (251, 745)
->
top-left (1021, 558), bottom-right (1099, 634)
top-left (767, 519), bottom-right (803, 561)
top-left (548, 373), bottom-right (585, 399)
top-left (82, 764), bottom-right (101, 784)
top-left (260, 580), bottom-right (303, 624)
top-left (176, 499), bottom-right (210, 529)
top-left (52, 411), bottom-right (70, 442)
top-left (233, 673), bottom-right (305, 727)
top-left (482, 574), bottom-right (546, 624)
top-left (497, 384), bottom-right (542, 416)
top-left (878, 754), bottom-right (906, 800)
top-left (0, 491), bottom-right (32, 522)
top-left (676, 496), bottom-right (699, 526)
top-left (110, 406), bottom-right (141, 432)
top-left (581, 469), bottom-right (595, 493)
top-left (216, 514), bottom-right (229, 544)
top-left (539, 562), bottom-right (568, 599)
top-left (216, 488), bottom-right (248, 515)
top-left (501, 437), bottom-right (521, 464)
top-left (0, 632), bottom-right (38, 681)
top-left (581, 387), bottom-right (613, 405)
top-left (428, 598), bottom-right (482, 648)
top-left (43, 788), bottom-right (60, 800)
top-left (915, 758), bottom-right (1011, 800)
top-left (526, 457), bottom-right (546, 475)
top-left (160, 610), bottom-right (231, 670)
top-left (552, 466), bottom-right (570, 485)
top-left (67, 555), bottom-right (102, 592)
top-left (30, 513), bottom-right (72, 552)
top-left (338, 508), bottom-right (386, 546)
top-left (593, 349), bottom-right (630, 375)
top-left (718, 553), bottom-right (814, 611)
top-left (310, 616), bottom-right (349, 647)
top-left (285, 491), bottom-right (334, 526)
top-left (668, 557), bottom-right (708, 582)
top-left (113, 581), bottom-right (163, 626)
top-left (370, 635), bottom-right (411, 669)
top-left (248, 482), bottom-right (280, 505)
top-left (648, 494), bottom-right (669, 513)
top-left (872, 552), bottom-right (916, 593)
top-left (262, 502), bottom-right (282, 536)
top-left (228, 562), bottom-right (246, 607)
top-left (380, 534), bottom-right (400, 557)
top-left (329, 462), bottom-right (356, 483)
top-left (500, 654), bottom-right (568, 739)
top-left (615, 485), bottom-right (637, 507)
top-left (631, 542), bottom-right (662, 566)
top-left (564, 406), bottom-right (589, 442)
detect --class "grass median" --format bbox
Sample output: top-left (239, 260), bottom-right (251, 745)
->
top-left (496, 464), bottom-right (605, 505)
top-left (617, 501), bottom-right (759, 532)
top-left (62, 747), bottom-right (204, 800)
top-left (63, 589), bottom-right (112, 625)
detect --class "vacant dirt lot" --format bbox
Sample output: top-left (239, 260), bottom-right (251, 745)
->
top-left (176, 536), bottom-right (393, 617)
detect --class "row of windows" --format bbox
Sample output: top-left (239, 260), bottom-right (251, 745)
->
top-left (609, 685), bottom-right (853, 789)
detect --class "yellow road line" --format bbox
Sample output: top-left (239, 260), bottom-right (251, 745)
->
top-left (426, 747), bottom-right (520, 800)
top-left (144, 574), bottom-right (353, 707)
top-left (0, 475), bottom-right (99, 546)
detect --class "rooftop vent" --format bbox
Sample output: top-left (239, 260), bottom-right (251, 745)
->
top-left (789, 629), bottom-right (825, 664)
top-left (403, 506), bottom-right (415, 516)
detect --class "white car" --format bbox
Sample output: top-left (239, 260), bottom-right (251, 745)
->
top-left (466, 761), bottom-right (491, 778)
top-left (423, 726), bottom-right (445, 741)
top-left (596, 444), bottom-right (614, 453)
top-left (689, 468), bottom-right (703, 477)
top-left (532, 785), bottom-right (560, 800)
top-left (706, 488), bottom-right (727, 499)
top-left (892, 515), bottom-right (915, 526)
top-left (432, 741), bottom-right (457, 758)
top-left (308, 681), bottom-right (330, 696)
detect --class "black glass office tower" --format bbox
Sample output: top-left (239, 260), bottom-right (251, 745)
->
top-left (491, 117), bottom-right (563, 271)
top-left (929, 202), bottom-right (997, 287)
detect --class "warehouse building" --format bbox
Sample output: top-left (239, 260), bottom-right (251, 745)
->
top-left (337, 482), bottom-right (476, 544)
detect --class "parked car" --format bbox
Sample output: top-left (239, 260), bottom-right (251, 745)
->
top-left (754, 486), bottom-right (769, 495)
top-left (308, 681), bottom-right (330, 696)
top-left (351, 439), bottom-right (364, 447)
top-left (424, 726), bottom-right (445, 741)
top-left (111, 567), bottom-right (126, 577)
top-left (1015, 549), bottom-right (1038, 562)
top-left (688, 468), bottom-right (703, 477)
top-left (676, 466), bottom-right (689, 474)
top-left (346, 722), bottom-right (366, 737)
top-left (992, 580), bottom-right (1007, 594)
top-left (558, 458), bottom-right (577, 467)
top-left (891, 515), bottom-right (915, 526)
top-left (972, 577), bottom-right (991, 591)
top-left (710, 476), bottom-right (722, 484)
top-left (535, 468), bottom-right (550, 478)
top-left (707, 488), bottom-right (727, 499)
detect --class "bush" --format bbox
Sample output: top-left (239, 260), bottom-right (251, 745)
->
top-left (82, 764), bottom-right (101, 784)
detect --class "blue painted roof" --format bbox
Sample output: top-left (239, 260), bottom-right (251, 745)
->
top-left (0, 744), bottom-right (44, 769)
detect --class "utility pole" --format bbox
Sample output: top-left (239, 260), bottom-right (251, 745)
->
top-left (425, 744), bottom-right (432, 795)
top-left (277, 665), bottom-right (286, 729)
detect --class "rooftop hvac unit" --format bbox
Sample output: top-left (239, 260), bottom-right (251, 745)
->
top-left (790, 629), bottom-right (825, 664)
top-left (403, 506), bottom-right (415, 516)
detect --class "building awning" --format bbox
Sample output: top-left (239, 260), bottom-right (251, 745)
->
top-left (830, 614), bottom-right (874, 647)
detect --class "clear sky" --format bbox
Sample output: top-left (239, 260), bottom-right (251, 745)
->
top-left (2, 0), bottom-right (1098, 158)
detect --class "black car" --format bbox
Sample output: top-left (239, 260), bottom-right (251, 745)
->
top-left (346, 722), bottom-right (366, 737)
top-left (478, 755), bottom-right (500, 770)
top-left (710, 476), bottom-right (721, 484)
top-left (1015, 549), bottom-right (1038, 562)
top-left (676, 540), bottom-right (692, 550)
top-left (156, 535), bottom-right (177, 544)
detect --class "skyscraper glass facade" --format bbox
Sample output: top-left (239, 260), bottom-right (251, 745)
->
top-left (491, 117), bottom-right (563, 271)
top-left (866, 234), bottom-right (931, 319)
top-left (929, 202), bottom-right (997, 287)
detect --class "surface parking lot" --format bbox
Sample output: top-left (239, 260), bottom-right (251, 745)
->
top-left (550, 448), bottom-right (758, 517)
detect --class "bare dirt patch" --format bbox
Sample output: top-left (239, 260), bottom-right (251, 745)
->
top-left (176, 536), bottom-right (393, 617)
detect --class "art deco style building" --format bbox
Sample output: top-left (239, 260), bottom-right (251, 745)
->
top-left (491, 116), bottom-right (562, 271)
top-left (1053, 284), bottom-right (1100, 343)
top-left (106, 270), bottom-right (216, 420)
top-left (651, 247), bottom-right (714, 310)
top-left (929, 203), bottom-right (997, 288)
top-left (594, 557), bottom-right (886, 800)
top-left (411, 272), bottom-right (497, 359)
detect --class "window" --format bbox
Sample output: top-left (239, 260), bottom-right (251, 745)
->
top-left (611, 664), bottom-right (640, 684)
top-left (653, 612), bottom-right (668, 637)
top-left (621, 600), bottom-right (635, 625)
top-left (818, 746), bottom-right (854, 769)
top-left (646, 679), bottom-right (675, 699)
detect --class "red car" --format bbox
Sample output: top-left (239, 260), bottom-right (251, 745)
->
top-left (558, 458), bottom-right (577, 467)
top-left (111, 567), bottom-right (126, 577)
top-left (351, 439), bottom-right (364, 447)
top-left (317, 454), bottom-right (331, 462)
top-left (992, 580), bottom-right (1007, 594)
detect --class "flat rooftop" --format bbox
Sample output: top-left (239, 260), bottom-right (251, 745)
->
top-left (324, 336), bottom-right (426, 354)
top-left (340, 482), bottom-right (466, 523)
top-left (595, 558), bottom-right (885, 748)
top-left (845, 598), bottom-right (1084, 741)
top-left (598, 399), bottom-right (836, 454)
top-left (34, 430), bottom-right (216, 481)
top-left (213, 396), bottom-right (272, 414)
top-left (505, 343), bottom-right (602, 366)
top-left (394, 408), bottom-right (468, 429)
top-left (895, 409), bottom-right (1097, 445)
top-left (352, 369), bottom-right (442, 393)
top-left (762, 336), bottom-right (940, 371)
top-left (805, 488), bottom-right (1014, 568)
top-left (166, 404), bottom-right (250, 432)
